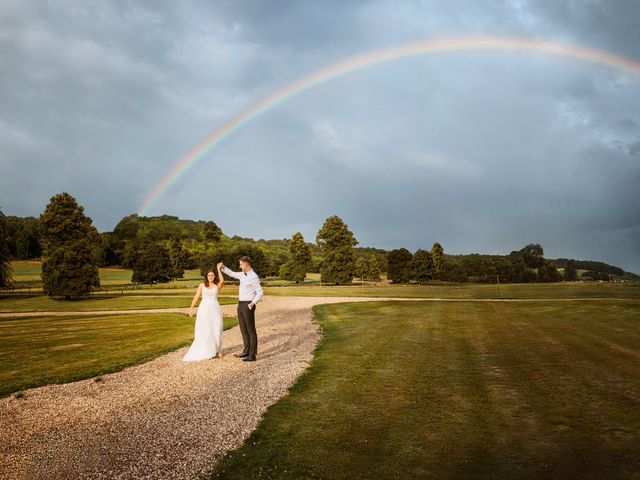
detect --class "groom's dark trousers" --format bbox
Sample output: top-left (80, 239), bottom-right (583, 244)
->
top-left (237, 301), bottom-right (258, 357)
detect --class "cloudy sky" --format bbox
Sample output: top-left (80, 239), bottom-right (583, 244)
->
top-left (1, 0), bottom-right (639, 272)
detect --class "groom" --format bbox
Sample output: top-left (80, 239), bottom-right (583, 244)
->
top-left (218, 256), bottom-right (264, 362)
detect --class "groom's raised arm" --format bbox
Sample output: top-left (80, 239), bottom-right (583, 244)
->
top-left (220, 265), bottom-right (243, 280)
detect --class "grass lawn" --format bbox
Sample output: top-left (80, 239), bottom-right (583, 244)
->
top-left (0, 313), bottom-right (238, 397)
top-left (213, 300), bottom-right (640, 479)
top-left (0, 294), bottom-right (236, 313)
top-left (9, 260), bottom-right (203, 287)
top-left (264, 282), bottom-right (640, 300)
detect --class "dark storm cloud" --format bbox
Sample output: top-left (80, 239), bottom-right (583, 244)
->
top-left (0, 0), bottom-right (639, 272)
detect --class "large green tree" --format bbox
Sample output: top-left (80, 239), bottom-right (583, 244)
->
top-left (412, 249), bottom-right (435, 284)
top-left (131, 243), bottom-right (175, 284)
top-left (281, 232), bottom-right (311, 283)
top-left (517, 243), bottom-right (545, 269)
top-left (316, 216), bottom-right (358, 284)
top-left (0, 210), bottom-right (13, 287)
top-left (40, 193), bottom-right (100, 298)
top-left (386, 248), bottom-right (413, 284)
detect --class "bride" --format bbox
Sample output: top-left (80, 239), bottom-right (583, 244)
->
top-left (182, 264), bottom-right (225, 362)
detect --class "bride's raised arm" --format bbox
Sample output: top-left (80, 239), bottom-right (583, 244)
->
top-left (217, 264), bottom-right (225, 291)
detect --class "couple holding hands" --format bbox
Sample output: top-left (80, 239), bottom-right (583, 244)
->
top-left (182, 256), bottom-right (263, 363)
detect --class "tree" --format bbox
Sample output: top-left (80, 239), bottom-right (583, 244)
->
top-left (96, 232), bottom-right (121, 267)
top-left (168, 237), bottom-right (189, 278)
top-left (15, 218), bottom-right (41, 259)
top-left (517, 244), bottom-right (545, 269)
top-left (231, 245), bottom-right (268, 276)
top-left (412, 249), bottom-right (435, 283)
top-left (281, 232), bottom-right (311, 283)
top-left (0, 210), bottom-right (13, 287)
top-left (266, 251), bottom-right (289, 277)
top-left (40, 193), bottom-right (100, 298)
top-left (564, 259), bottom-right (578, 281)
top-left (537, 259), bottom-right (562, 283)
top-left (203, 221), bottom-right (222, 242)
top-left (131, 243), bottom-right (175, 284)
top-left (366, 255), bottom-right (381, 281)
top-left (354, 256), bottom-right (369, 280)
top-left (440, 258), bottom-right (467, 283)
top-left (386, 248), bottom-right (413, 284)
top-left (431, 242), bottom-right (444, 278)
top-left (316, 216), bottom-right (358, 284)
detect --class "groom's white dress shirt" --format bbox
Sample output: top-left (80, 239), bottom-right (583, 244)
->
top-left (221, 267), bottom-right (264, 306)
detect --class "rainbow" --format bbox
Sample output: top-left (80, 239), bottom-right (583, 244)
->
top-left (139, 35), bottom-right (640, 214)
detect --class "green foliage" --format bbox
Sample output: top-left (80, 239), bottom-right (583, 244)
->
top-left (367, 255), bottom-right (382, 281)
top-left (203, 221), bottom-right (222, 242)
top-left (564, 259), bottom-right (578, 281)
top-left (353, 256), bottom-right (368, 279)
top-left (355, 247), bottom-right (388, 273)
top-left (411, 249), bottom-right (435, 283)
top-left (281, 232), bottom-right (311, 283)
top-left (516, 243), bottom-right (545, 269)
top-left (96, 232), bottom-right (121, 267)
top-left (40, 193), bottom-right (100, 298)
top-left (555, 258), bottom-right (625, 277)
top-left (3, 215), bottom-right (42, 259)
top-left (316, 216), bottom-right (358, 284)
top-left (168, 238), bottom-right (189, 278)
top-left (537, 259), bottom-right (562, 283)
top-left (199, 245), bottom-right (269, 277)
top-left (131, 243), bottom-right (176, 284)
top-left (387, 248), bottom-right (413, 284)
top-left (431, 242), bottom-right (444, 277)
top-left (267, 251), bottom-right (290, 277)
top-left (439, 257), bottom-right (468, 282)
top-left (354, 255), bottom-right (381, 281)
top-left (0, 210), bottom-right (13, 287)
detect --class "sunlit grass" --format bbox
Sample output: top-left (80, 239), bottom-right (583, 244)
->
top-left (0, 294), bottom-right (236, 313)
top-left (213, 300), bottom-right (640, 479)
top-left (0, 313), bottom-right (237, 397)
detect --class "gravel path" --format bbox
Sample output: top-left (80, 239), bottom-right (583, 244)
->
top-left (0, 296), bottom-right (389, 480)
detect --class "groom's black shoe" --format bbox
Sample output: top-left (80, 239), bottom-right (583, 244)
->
top-left (243, 355), bottom-right (256, 362)
top-left (234, 352), bottom-right (249, 358)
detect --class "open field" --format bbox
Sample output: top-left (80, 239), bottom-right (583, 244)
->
top-left (213, 300), bottom-right (640, 479)
top-left (0, 313), bottom-right (238, 397)
top-left (0, 294), bottom-right (236, 313)
top-left (264, 282), bottom-right (640, 300)
top-left (9, 260), bottom-right (204, 287)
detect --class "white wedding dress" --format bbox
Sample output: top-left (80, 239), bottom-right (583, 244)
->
top-left (182, 283), bottom-right (223, 362)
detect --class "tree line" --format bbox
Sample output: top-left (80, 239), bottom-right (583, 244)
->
top-left (1, 192), bottom-right (636, 296)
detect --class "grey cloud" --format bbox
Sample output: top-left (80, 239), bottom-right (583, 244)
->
top-left (1, 0), bottom-right (639, 273)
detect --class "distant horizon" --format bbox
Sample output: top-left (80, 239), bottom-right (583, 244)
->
top-left (4, 207), bottom-right (637, 276)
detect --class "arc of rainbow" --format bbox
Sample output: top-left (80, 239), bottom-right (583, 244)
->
top-left (139, 35), bottom-right (640, 215)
